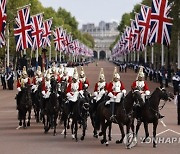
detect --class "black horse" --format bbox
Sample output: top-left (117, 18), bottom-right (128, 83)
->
top-left (31, 83), bottom-right (43, 123)
top-left (70, 96), bottom-right (90, 141)
top-left (131, 87), bottom-right (174, 148)
top-left (43, 78), bottom-right (59, 136)
top-left (16, 85), bottom-right (32, 128)
top-left (95, 90), bottom-right (143, 148)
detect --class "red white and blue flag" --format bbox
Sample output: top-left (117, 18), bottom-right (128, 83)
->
top-left (14, 6), bottom-right (32, 52)
top-left (149, 0), bottom-right (173, 46)
top-left (138, 5), bottom-right (151, 46)
top-left (0, 0), bottom-right (7, 47)
top-left (31, 14), bottom-right (43, 51)
top-left (53, 27), bottom-right (65, 51)
top-left (42, 18), bottom-right (52, 48)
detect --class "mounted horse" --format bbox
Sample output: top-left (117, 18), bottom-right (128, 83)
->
top-left (131, 87), bottom-right (174, 148)
top-left (95, 89), bottom-right (143, 148)
top-left (31, 82), bottom-right (43, 123)
top-left (16, 84), bottom-right (32, 128)
top-left (43, 77), bottom-right (59, 136)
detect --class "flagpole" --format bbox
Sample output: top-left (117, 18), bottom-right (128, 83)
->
top-left (59, 51), bottom-right (61, 63)
top-left (17, 4), bottom-right (31, 10)
top-left (178, 33), bottom-right (180, 69)
top-left (36, 48), bottom-right (38, 68)
top-left (134, 51), bottom-right (136, 62)
top-left (24, 49), bottom-right (26, 55)
top-left (151, 45), bottom-right (154, 64)
top-left (144, 47), bottom-right (147, 64)
top-left (49, 45), bottom-right (51, 62)
top-left (7, 23), bottom-right (10, 67)
top-left (161, 44), bottom-right (164, 66)
top-left (137, 51), bottom-right (139, 63)
top-left (55, 51), bottom-right (57, 62)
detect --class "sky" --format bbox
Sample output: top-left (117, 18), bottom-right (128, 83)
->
top-left (39, 0), bottom-right (142, 28)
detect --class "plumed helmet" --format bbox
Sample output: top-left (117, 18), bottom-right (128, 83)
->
top-left (113, 67), bottom-right (120, 80)
top-left (136, 66), bottom-right (144, 80)
top-left (80, 66), bottom-right (85, 76)
top-left (73, 67), bottom-right (79, 79)
top-left (22, 66), bottom-right (27, 75)
top-left (99, 68), bottom-right (105, 81)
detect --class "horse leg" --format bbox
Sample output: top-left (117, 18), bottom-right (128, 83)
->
top-left (153, 120), bottom-right (158, 148)
top-left (131, 118), bottom-right (135, 133)
top-left (27, 109), bottom-right (31, 127)
top-left (81, 119), bottom-right (87, 141)
top-left (116, 123), bottom-right (125, 144)
top-left (100, 119), bottom-right (108, 146)
top-left (18, 110), bottom-right (22, 126)
top-left (75, 120), bottom-right (78, 142)
top-left (63, 117), bottom-right (67, 138)
top-left (53, 114), bottom-right (57, 136)
top-left (143, 122), bottom-right (149, 142)
top-left (136, 119), bottom-right (142, 136)
top-left (23, 111), bottom-right (27, 128)
top-left (108, 123), bottom-right (112, 141)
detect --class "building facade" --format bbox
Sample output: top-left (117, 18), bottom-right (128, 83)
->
top-left (81, 21), bottom-right (119, 60)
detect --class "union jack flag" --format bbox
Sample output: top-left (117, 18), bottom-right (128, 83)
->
top-left (138, 5), bottom-right (151, 46)
top-left (72, 39), bottom-right (79, 55)
top-left (0, 0), bottom-right (7, 47)
top-left (14, 6), bottom-right (32, 52)
top-left (53, 27), bottom-right (65, 51)
top-left (31, 14), bottom-right (43, 51)
top-left (149, 0), bottom-right (173, 46)
top-left (64, 33), bottom-right (72, 53)
top-left (42, 18), bottom-right (52, 48)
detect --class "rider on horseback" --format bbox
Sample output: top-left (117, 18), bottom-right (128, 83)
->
top-left (93, 68), bottom-right (108, 103)
top-left (131, 66), bottom-right (150, 103)
top-left (107, 67), bottom-right (126, 121)
top-left (31, 66), bottom-right (43, 93)
top-left (66, 68), bottom-right (83, 113)
top-left (131, 66), bottom-right (164, 119)
top-left (79, 66), bottom-right (90, 90)
top-left (16, 66), bottom-right (31, 109)
top-left (42, 72), bottom-right (51, 99)
top-left (61, 67), bottom-right (72, 83)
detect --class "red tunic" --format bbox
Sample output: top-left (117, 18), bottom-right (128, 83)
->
top-left (66, 81), bottom-right (83, 94)
top-left (108, 81), bottom-right (125, 96)
top-left (131, 80), bottom-right (149, 91)
top-left (94, 82), bottom-right (108, 92)
top-left (17, 78), bottom-right (31, 88)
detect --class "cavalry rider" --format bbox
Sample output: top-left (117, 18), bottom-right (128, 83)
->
top-left (93, 68), bottom-right (108, 104)
top-left (79, 66), bottom-right (89, 90)
top-left (41, 71), bottom-right (51, 99)
top-left (131, 66), bottom-right (150, 103)
top-left (31, 66), bottom-right (43, 93)
top-left (16, 66), bottom-right (31, 108)
top-left (61, 67), bottom-right (72, 83)
top-left (107, 67), bottom-right (126, 121)
top-left (131, 66), bottom-right (164, 119)
top-left (66, 68), bottom-right (83, 112)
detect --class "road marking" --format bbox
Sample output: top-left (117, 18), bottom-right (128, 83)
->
top-left (157, 129), bottom-right (180, 136)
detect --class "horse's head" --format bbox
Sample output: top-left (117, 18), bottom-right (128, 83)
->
top-left (60, 81), bottom-right (67, 93)
top-left (132, 88), bottom-right (144, 106)
top-left (79, 98), bottom-right (90, 118)
top-left (50, 78), bottom-right (57, 93)
top-left (157, 87), bottom-right (174, 101)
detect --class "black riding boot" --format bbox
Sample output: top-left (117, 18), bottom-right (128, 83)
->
top-left (110, 102), bottom-right (116, 122)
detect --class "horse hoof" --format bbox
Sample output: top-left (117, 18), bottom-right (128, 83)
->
top-left (53, 133), bottom-right (57, 136)
top-left (27, 122), bottom-right (30, 127)
top-left (67, 125), bottom-right (70, 129)
top-left (81, 136), bottom-right (84, 141)
top-left (99, 132), bottom-right (103, 136)
top-left (93, 134), bottom-right (98, 138)
top-left (72, 134), bottom-right (75, 139)
top-left (105, 142), bottom-right (109, 146)
top-left (116, 140), bottom-right (123, 144)
top-left (19, 122), bottom-right (22, 126)
top-left (101, 139), bottom-right (105, 144)
top-left (108, 137), bottom-right (112, 141)
top-left (153, 144), bottom-right (157, 148)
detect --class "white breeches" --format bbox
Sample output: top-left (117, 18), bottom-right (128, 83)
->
top-left (94, 90), bottom-right (105, 102)
top-left (141, 94), bottom-right (146, 102)
top-left (42, 90), bottom-right (51, 99)
top-left (67, 91), bottom-right (79, 102)
top-left (31, 85), bottom-right (38, 93)
top-left (108, 92), bottom-right (124, 103)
